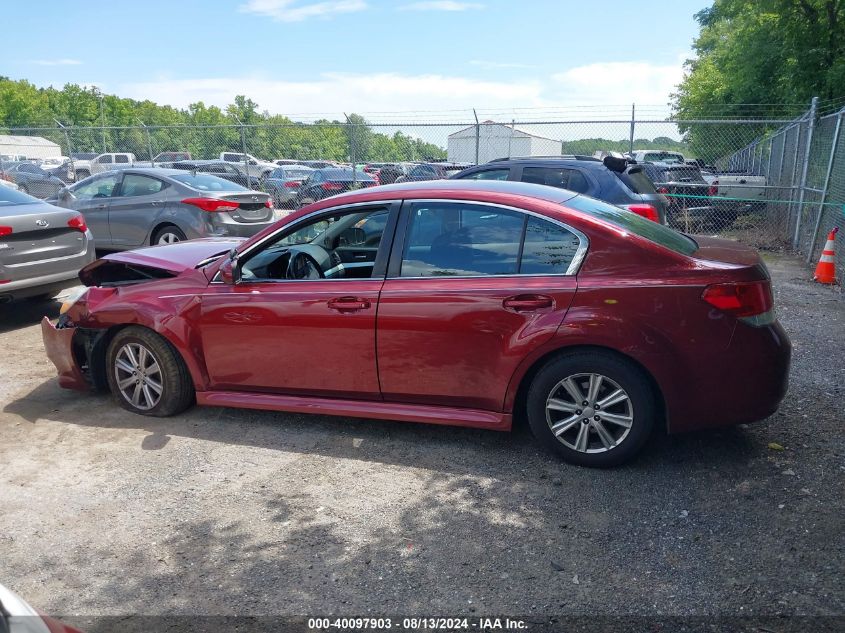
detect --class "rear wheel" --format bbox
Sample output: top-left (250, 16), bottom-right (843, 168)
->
top-left (152, 226), bottom-right (186, 245)
top-left (106, 326), bottom-right (194, 417)
top-left (526, 351), bottom-right (656, 467)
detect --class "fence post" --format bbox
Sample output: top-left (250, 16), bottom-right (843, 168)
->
top-left (806, 109), bottom-right (842, 263)
top-left (473, 108), bottom-right (480, 165)
top-left (237, 121), bottom-right (249, 183)
top-left (792, 96), bottom-right (819, 249)
top-left (629, 103), bottom-right (635, 154)
top-left (345, 114), bottom-right (357, 186)
top-left (139, 121), bottom-right (154, 166)
top-left (54, 119), bottom-right (73, 181)
top-left (787, 123), bottom-right (803, 240)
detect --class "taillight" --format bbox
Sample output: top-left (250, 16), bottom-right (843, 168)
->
top-left (284, 181), bottom-right (301, 188)
top-left (702, 280), bottom-right (774, 325)
top-left (625, 204), bottom-right (660, 222)
top-left (322, 182), bottom-right (343, 191)
top-left (67, 215), bottom-right (87, 233)
top-left (656, 186), bottom-right (669, 195)
top-left (708, 180), bottom-right (718, 197)
top-left (181, 197), bottom-right (239, 212)
top-left (264, 199), bottom-right (272, 208)
top-left (0, 226), bottom-right (12, 237)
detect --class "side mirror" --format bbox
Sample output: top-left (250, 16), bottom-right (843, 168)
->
top-left (220, 249), bottom-right (241, 285)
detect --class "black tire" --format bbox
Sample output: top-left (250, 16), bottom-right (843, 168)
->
top-left (526, 351), bottom-right (656, 467)
top-left (151, 225), bottom-right (187, 246)
top-left (105, 326), bottom-right (194, 417)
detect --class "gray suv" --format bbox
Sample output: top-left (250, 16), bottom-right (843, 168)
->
top-left (50, 168), bottom-right (275, 249)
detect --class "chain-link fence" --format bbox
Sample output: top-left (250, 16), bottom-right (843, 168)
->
top-left (2, 103), bottom-right (843, 282)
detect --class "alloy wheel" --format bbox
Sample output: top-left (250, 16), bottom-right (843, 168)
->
top-left (157, 232), bottom-right (181, 245)
top-left (545, 373), bottom-right (633, 453)
top-left (114, 342), bottom-right (163, 410)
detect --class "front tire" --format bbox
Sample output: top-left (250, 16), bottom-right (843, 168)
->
top-left (526, 351), bottom-right (656, 467)
top-left (106, 326), bottom-right (194, 417)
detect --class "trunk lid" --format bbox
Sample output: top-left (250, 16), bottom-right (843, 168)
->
top-left (0, 203), bottom-right (87, 268)
top-left (691, 235), bottom-right (769, 277)
top-left (219, 192), bottom-right (273, 222)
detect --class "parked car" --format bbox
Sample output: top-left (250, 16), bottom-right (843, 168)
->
top-left (374, 163), bottom-right (408, 185)
top-left (263, 165), bottom-right (314, 208)
top-left (170, 160), bottom-right (260, 189)
top-left (40, 155), bottom-right (70, 168)
top-left (151, 151), bottom-right (191, 164)
top-left (0, 185), bottom-right (94, 302)
top-left (0, 582), bottom-right (84, 633)
top-left (0, 178), bottom-right (20, 191)
top-left (0, 161), bottom-right (66, 199)
top-left (631, 150), bottom-right (686, 164)
top-left (49, 168), bottom-right (273, 249)
top-left (293, 168), bottom-right (376, 206)
top-left (298, 160), bottom-right (339, 169)
top-left (42, 180), bottom-right (790, 467)
top-left (66, 152), bottom-right (99, 182)
top-left (219, 152), bottom-right (277, 180)
top-left (396, 162), bottom-right (470, 182)
top-left (452, 156), bottom-right (669, 223)
top-left (640, 162), bottom-right (719, 229)
top-left (275, 159), bottom-right (303, 166)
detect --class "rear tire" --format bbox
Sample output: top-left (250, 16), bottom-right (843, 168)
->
top-left (152, 226), bottom-right (187, 245)
top-left (526, 351), bottom-right (656, 467)
top-left (106, 326), bottom-right (194, 417)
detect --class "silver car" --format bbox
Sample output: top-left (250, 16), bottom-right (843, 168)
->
top-left (263, 165), bottom-right (314, 208)
top-left (50, 168), bottom-right (275, 249)
top-left (0, 186), bottom-right (95, 303)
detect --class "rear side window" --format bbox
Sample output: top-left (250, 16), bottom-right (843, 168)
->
top-left (171, 173), bottom-right (248, 191)
top-left (618, 167), bottom-right (657, 194)
top-left (521, 167), bottom-right (591, 194)
top-left (115, 155), bottom-right (130, 164)
top-left (665, 167), bottom-right (705, 183)
top-left (566, 196), bottom-right (698, 255)
top-left (400, 202), bottom-right (581, 277)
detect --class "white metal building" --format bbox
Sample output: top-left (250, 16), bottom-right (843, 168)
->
top-left (0, 135), bottom-right (62, 161)
top-left (447, 121), bottom-right (562, 163)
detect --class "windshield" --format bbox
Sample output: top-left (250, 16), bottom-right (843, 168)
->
top-left (566, 195), bottom-right (698, 256)
top-left (170, 173), bottom-right (248, 192)
top-left (0, 185), bottom-right (39, 206)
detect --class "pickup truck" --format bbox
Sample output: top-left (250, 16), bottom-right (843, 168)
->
top-left (220, 152), bottom-right (277, 180)
top-left (69, 151), bottom-right (191, 181)
top-left (701, 171), bottom-right (767, 212)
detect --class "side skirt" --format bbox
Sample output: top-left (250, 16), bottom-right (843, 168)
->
top-left (196, 391), bottom-right (512, 431)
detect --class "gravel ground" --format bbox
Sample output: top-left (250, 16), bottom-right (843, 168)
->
top-left (0, 252), bottom-right (842, 625)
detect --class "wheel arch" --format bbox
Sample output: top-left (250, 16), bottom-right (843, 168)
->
top-left (149, 221), bottom-right (185, 245)
top-left (507, 343), bottom-right (667, 432)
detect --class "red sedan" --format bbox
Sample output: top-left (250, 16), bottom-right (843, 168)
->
top-left (42, 180), bottom-right (790, 466)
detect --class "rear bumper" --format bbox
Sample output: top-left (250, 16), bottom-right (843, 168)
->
top-left (41, 317), bottom-right (89, 391)
top-left (667, 320), bottom-right (792, 433)
top-left (207, 217), bottom-right (276, 239)
top-left (0, 236), bottom-right (95, 300)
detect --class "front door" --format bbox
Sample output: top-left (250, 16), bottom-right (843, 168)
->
top-left (198, 202), bottom-right (398, 399)
top-left (67, 173), bottom-right (120, 247)
top-left (377, 200), bottom-right (584, 412)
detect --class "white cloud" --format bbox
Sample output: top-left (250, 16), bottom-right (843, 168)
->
top-left (552, 61), bottom-right (685, 107)
top-left (238, 0), bottom-right (367, 22)
top-left (120, 72), bottom-right (547, 118)
top-left (30, 59), bottom-right (82, 66)
top-left (400, 1), bottom-right (484, 11)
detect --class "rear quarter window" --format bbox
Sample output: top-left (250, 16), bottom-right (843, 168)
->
top-left (566, 195), bottom-right (698, 256)
top-left (618, 167), bottom-right (657, 194)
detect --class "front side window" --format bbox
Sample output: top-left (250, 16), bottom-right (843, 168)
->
top-left (399, 202), bottom-right (582, 278)
top-left (118, 174), bottom-right (165, 197)
top-left (97, 155), bottom-right (113, 164)
top-left (458, 169), bottom-right (510, 181)
top-left (73, 174), bottom-right (119, 200)
top-left (239, 206), bottom-right (391, 282)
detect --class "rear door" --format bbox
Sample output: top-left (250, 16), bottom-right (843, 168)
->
top-left (66, 173), bottom-right (120, 247)
top-left (108, 173), bottom-right (169, 247)
top-left (376, 200), bottom-right (584, 412)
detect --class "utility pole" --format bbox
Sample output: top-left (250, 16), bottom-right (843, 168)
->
top-left (54, 119), bottom-right (74, 183)
top-left (99, 94), bottom-right (107, 152)
top-left (473, 108), bottom-right (480, 165)
top-left (629, 103), bottom-right (635, 155)
top-left (138, 120), bottom-right (154, 166)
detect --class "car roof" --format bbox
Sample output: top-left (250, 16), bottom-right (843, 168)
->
top-left (324, 179), bottom-right (580, 203)
top-left (464, 157), bottom-right (609, 171)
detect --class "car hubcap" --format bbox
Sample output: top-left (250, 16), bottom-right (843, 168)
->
top-left (545, 373), bottom-right (633, 453)
top-left (157, 232), bottom-right (180, 245)
top-left (114, 343), bottom-right (163, 410)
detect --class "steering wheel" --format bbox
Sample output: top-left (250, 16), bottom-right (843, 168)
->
top-left (286, 250), bottom-right (325, 280)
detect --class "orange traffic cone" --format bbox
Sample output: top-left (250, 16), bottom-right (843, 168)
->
top-left (813, 227), bottom-right (838, 284)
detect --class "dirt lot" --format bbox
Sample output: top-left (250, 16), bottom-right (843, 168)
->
top-left (0, 253), bottom-right (843, 623)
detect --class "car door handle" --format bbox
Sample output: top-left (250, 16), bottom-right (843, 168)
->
top-left (503, 294), bottom-right (554, 312)
top-left (95, 203), bottom-right (107, 209)
top-left (327, 296), bottom-right (371, 312)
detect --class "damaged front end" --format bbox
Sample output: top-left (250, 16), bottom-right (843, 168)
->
top-left (41, 259), bottom-right (180, 392)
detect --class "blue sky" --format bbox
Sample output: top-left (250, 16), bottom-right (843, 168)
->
top-left (6, 0), bottom-right (709, 119)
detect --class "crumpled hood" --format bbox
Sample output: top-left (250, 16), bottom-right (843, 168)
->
top-left (78, 238), bottom-right (244, 286)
